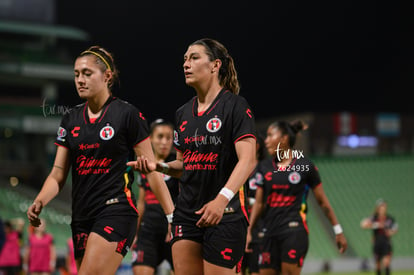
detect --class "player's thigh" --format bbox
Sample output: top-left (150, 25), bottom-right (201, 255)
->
top-left (259, 268), bottom-right (279, 275)
top-left (382, 254), bottom-right (392, 267)
top-left (132, 265), bottom-right (155, 275)
top-left (203, 259), bottom-right (238, 275)
top-left (172, 239), bottom-right (203, 275)
top-left (281, 262), bottom-right (302, 275)
top-left (78, 232), bottom-right (123, 275)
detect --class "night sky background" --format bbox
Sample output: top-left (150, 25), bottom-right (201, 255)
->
top-left (56, 1), bottom-right (413, 123)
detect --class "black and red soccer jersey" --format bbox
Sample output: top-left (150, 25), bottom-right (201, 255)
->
top-left (139, 153), bottom-right (179, 232)
top-left (370, 214), bottom-right (397, 245)
top-left (55, 97), bottom-right (149, 222)
top-left (256, 156), bottom-right (321, 236)
top-left (173, 89), bottom-right (256, 222)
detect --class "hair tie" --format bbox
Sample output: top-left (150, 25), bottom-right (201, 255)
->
top-left (81, 50), bottom-right (112, 71)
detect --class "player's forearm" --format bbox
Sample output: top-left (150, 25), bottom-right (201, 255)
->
top-left (33, 174), bottom-right (62, 207)
top-left (314, 186), bottom-right (340, 226)
top-left (248, 200), bottom-right (264, 233)
top-left (146, 172), bottom-right (175, 215)
top-left (221, 157), bottom-right (256, 195)
top-left (319, 200), bottom-right (339, 226)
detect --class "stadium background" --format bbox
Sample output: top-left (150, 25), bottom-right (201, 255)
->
top-left (0, 0), bottom-right (413, 274)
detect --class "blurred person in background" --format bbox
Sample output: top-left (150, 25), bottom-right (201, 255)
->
top-left (0, 220), bottom-right (23, 275)
top-left (361, 199), bottom-right (398, 275)
top-left (131, 119), bottom-right (179, 275)
top-left (0, 217), bottom-right (4, 252)
top-left (242, 135), bottom-right (266, 275)
top-left (128, 38), bottom-right (257, 275)
top-left (246, 120), bottom-right (347, 275)
top-left (23, 218), bottom-right (56, 275)
top-left (26, 45), bottom-right (175, 275)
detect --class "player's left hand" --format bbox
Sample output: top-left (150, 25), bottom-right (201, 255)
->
top-left (336, 233), bottom-right (348, 254)
top-left (195, 196), bottom-right (227, 227)
top-left (165, 223), bottom-right (173, 242)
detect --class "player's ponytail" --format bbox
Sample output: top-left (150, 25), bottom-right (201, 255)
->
top-left (191, 38), bottom-right (240, 95)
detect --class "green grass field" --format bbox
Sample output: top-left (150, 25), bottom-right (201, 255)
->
top-left (308, 271), bottom-right (414, 275)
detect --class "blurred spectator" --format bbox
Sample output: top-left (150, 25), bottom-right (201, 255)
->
top-left (0, 218), bottom-right (5, 252)
top-left (0, 220), bottom-right (23, 275)
top-left (23, 219), bottom-right (56, 275)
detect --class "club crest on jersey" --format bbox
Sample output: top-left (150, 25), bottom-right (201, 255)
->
top-left (288, 171), bottom-right (301, 184)
top-left (57, 127), bottom-right (67, 141)
top-left (206, 117), bottom-right (222, 133)
top-left (174, 130), bottom-right (180, 146)
top-left (100, 124), bottom-right (115, 140)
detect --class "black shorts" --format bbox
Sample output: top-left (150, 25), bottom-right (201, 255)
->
top-left (171, 212), bottom-right (248, 269)
top-left (374, 241), bottom-right (392, 260)
top-left (259, 229), bottom-right (308, 271)
top-left (131, 222), bottom-right (173, 269)
top-left (242, 242), bottom-right (261, 273)
top-left (71, 214), bottom-right (137, 259)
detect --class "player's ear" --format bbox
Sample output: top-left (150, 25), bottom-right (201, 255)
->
top-left (104, 70), bottom-right (113, 83)
top-left (211, 59), bottom-right (222, 73)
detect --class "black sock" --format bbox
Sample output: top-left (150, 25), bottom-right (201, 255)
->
top-left (385, 267), bottom-right (390, 275)
top-left (376, 269), bottom-right (381, 275)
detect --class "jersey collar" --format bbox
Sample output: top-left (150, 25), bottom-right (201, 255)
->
top-left (83, 96), bottom-right (116, 125)
top-left (192, 88), bottom-right (229, 117)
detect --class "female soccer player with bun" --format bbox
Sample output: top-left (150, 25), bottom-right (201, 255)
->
top-left (128, 38), bottom-right (257, 275)
top-left (27, 45), bottom-right (174, 275)
top-left (246, 120), bottom-right (347, 275)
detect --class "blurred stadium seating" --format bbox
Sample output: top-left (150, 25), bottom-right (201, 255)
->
top-left (306, 155), bottom-right (414, 259)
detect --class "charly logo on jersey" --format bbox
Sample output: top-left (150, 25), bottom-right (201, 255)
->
top-left (288, 171), bottom-right (301, 184)
top-left (57, 127), bottom-right (67, 142)
top-left (100, 124), bottom-right (115, 140)
top-left (206, 117), bottom-right (222, 133)
top-left (174, 130), bottom-right (180, 146)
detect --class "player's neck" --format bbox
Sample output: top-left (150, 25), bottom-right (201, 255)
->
top-left (88, 93), bottom-right (111, 116)
top-left (196, 85), bottom-right (222, 112)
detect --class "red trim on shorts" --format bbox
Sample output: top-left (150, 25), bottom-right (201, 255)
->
top-left (234, 134), bottom-right (256, 144)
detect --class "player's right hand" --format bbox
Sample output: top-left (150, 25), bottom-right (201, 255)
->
top-left (127, 155), bottom-right (156, 174)
top-left (27, 201), bottom-right (42, 227)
